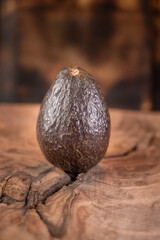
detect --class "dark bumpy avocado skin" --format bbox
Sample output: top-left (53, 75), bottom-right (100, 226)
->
top-left (37, 67), bottom-right (110, 174)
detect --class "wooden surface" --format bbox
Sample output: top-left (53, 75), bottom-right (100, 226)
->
top-left (0, 104), bottom-right (160, 240)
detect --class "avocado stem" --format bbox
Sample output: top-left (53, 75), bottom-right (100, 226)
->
top-left (70, 68), bottom-right (79, 76)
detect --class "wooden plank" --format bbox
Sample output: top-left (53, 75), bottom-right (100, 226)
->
top-left (0, 0), bottom-right (18, 102)
top-left (0, 104), bottom-right (160, 240)
top-left (151, 0), bottom-right (160, 110)
top-left (0, 0), bottom-right (152, 109)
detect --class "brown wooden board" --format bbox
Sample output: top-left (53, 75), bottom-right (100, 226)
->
top-left (0, 104), bottom-right (160, 240)
top-left (1, 0), bottom-right (152, 110)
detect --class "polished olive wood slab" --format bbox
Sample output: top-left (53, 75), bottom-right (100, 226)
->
top-left (0, 104), bottom-right (160, 240)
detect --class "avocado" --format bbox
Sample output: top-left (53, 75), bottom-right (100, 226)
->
top-left (36, 67), bottom-right (110, 174)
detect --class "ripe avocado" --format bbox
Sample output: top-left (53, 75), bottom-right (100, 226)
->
top-left (36, 67), bottom-right (110, 174)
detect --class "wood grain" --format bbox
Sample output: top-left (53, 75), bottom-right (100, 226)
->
top-left (0, 104), bottom-right (160, 240)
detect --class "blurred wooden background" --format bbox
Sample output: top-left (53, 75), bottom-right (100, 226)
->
top-left (0, 0), bottom-right (160, 110)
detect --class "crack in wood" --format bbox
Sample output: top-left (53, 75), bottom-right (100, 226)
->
top-left (35, 205), bottom-right (67, 238)
top-left (0, 175), bottom-right (14, 204)
top-left (42, 179), bottom-right (72, 204)
top-left (105, 131), bottom-right (156, 159)
top-left (105, 145), bottom-right (138, 159)
top-left (24, 180), bottom-right (32, 208)
top-left (35, 178), bottom-right (82, 238)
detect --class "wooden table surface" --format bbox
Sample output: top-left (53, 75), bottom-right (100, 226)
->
top-left (0, 104), bottom-right (160, 240)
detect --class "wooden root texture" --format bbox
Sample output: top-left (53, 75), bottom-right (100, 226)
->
top-left (0, 105), bottom-right (160, 240)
